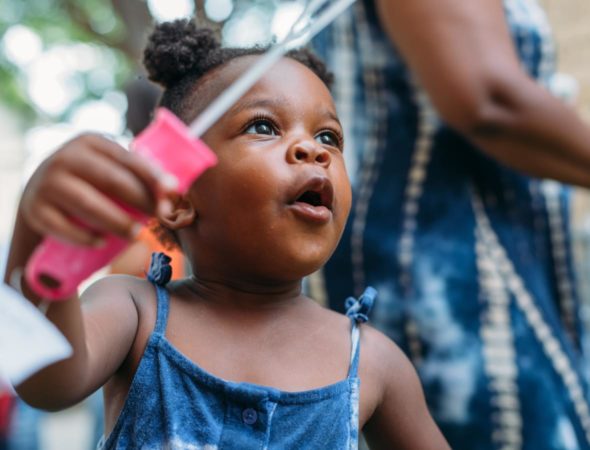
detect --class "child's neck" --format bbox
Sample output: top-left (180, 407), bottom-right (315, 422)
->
top-left (184, 273), bottom-right (305, 312)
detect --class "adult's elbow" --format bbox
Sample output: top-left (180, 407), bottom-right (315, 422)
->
top-left (438, 75), bottom-right (529, 140)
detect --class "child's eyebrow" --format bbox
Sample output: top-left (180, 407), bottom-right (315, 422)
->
top-left (228, 98), bottom-right (342, 127)
top-left (228, 98), bottom-right (285, 116)
top-left (324, 109), bottom-right (342, 127)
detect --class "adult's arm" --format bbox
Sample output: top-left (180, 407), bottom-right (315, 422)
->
top-left (375, 0), bottom-right (590, 187)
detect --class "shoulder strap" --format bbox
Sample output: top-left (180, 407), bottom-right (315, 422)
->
top-left (152, 284), bottom-right (170, 335)
top-left (348, 322), bottom-right (361, 378)
top-left (345, 287), bottom-right (377, 378)
top-left (147, 252), bottom-right (173, 335)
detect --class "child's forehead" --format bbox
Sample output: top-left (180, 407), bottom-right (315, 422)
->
top-left (201, 56), bottom-right (324, 99)
top-left (184, 56), bottom-right (333, 123)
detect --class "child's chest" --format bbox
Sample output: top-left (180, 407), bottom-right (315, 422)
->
top-left (111, 292), bottom-right (381, 433)
top-left (166, 307), bottom-right (350, 392)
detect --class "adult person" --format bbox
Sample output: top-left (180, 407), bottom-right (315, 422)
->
top-left (312, 0), bottom-right (590, 448)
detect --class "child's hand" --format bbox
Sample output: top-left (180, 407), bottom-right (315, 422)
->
top-left (20, 134), bottom-right (176, 247)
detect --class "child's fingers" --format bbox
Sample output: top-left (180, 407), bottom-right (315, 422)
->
top-left (45, 176), bottom-right (142, 240)
top-left (63, 146), bottom-right (157, 216)
top-left (86, 134), bottom-right (179, 196)
top-left (21, 133), bottom-right (176, 244)
top-left (30, 205), bottom-right (104, 247)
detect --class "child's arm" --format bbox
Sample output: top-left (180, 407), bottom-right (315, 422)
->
top-left (362, 328), bottom-right (451, 450)
top-left (12, 274), bottom-right (141, 411)
top-left (3, 134), bottom-right (173, 410)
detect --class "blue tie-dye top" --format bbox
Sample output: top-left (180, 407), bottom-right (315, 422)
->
top-left (313, 0), bottom-right (590, 449)
top-left (97, 254), bottom-right (375, 450)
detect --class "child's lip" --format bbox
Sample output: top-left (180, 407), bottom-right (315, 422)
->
top-left (289, 202), bottom-right (332, 224)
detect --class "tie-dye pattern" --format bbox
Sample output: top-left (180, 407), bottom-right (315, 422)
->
top-left (313, 0), bottom-right (590, 448)
top-left (97, 280), bottom-right (369, 450)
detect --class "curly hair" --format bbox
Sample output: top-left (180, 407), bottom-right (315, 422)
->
top-left (142, 19), bottom-right (334, 248)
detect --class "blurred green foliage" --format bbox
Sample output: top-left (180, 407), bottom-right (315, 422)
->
top-left (0, 0), bottom-right (282, 126)
top-left (0, 0), bottom-right (143, 124)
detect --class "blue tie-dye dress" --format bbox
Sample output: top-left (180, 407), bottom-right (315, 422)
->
top-left (313, 0), bottom-right (590, 449)
top-left (98, 254), bottom-right (374, 450)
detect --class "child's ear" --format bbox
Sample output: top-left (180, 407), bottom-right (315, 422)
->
top-left (158, 193), bottom-right (197, 230)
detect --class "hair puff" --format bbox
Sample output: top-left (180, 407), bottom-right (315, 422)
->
top-left (143, 19), bottom-right (220, 89)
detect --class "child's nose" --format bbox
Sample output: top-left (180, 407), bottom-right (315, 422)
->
top-left (287, 139), bottom-right (331, 167)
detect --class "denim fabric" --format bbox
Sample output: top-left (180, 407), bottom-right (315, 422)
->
top-left (313, 1), bottom-right (590, 449)
top-left (98, 270), bottom-right (371, 450)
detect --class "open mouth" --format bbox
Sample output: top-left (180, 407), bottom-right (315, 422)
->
top-left (297, 190), bottom-right (325, 207)
top-left (292, 177), bottom-right (334, 211)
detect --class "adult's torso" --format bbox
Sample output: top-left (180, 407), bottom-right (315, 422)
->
top-left (313, 1), bottom-right (590, 448)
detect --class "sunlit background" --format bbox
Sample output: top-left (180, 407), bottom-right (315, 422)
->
top-left (1, 0), bottom-right (590, 448)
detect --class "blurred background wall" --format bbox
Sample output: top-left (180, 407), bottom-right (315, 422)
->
top-left (540, 0), bottom-right (590, 307)
top-left (541, 0), bottom-right (590, 121)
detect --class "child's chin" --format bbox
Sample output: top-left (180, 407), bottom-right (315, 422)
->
top-left (286, 261), bottom-right (327, 281)
top-left (252, 245), bottom-right (332, 281)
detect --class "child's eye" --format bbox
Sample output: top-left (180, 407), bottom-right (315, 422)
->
top-left (315, 131), bottom-right (342, 149)
top-left (244, 120), bottom-right (277, 136)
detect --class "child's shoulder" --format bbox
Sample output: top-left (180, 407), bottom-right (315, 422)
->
top-left (354, 325), bottom-right (451, 447)
top-left (82, 273), bottom-right (154, 302)
top-left (358, 322), bottom-right (425, 408)
top-left (81, 274), bottom-right (161, 365)
top-left (80, 274), bottom-right (159, 325)
top-left (309, 299), bottom-right (407, 365)
top-left (359, 323), bottom-right (410, 373)
top-left (310, 304), bottom-right (422, 426)
top-left (309, 300), bottom-right (411, 375)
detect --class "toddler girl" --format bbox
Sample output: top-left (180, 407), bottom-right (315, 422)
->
top-left (4, 20), bottom-right (449, 450)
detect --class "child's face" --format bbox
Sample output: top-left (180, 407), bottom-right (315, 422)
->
top-left (182, 56), bottom-right (351, 282)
